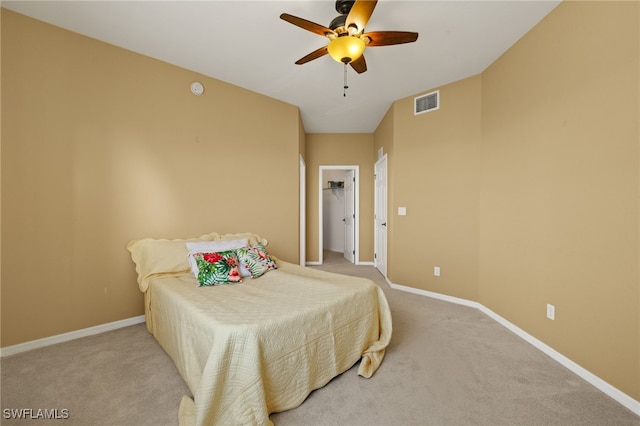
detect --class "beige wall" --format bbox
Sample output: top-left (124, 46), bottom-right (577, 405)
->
top-left (391, 76), bottom-right (482, 301)
top-left (304, 133), bottom-right (375, 263)
top-left (1, 10), bottom-right (301, 346)
top-left (480, 1), bottom-right (639, 399)
top-left (298, 111), bottom-right (306, 161)
top-left (378, 1), bottom-right (639, 400)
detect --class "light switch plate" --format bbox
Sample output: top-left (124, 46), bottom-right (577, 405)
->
top-left (398, 207), bottom-right (407, 216)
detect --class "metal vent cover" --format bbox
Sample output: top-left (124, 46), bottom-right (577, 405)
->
top-left (414, 90), bottom-right (439, 115)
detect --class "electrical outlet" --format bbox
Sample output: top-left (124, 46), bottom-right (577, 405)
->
top-left (434, 266), bottom-right (440, 277)
top-left (546, 304), bottom-right (555, 320)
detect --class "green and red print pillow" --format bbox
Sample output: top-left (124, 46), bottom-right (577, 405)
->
top-left (191, 250), bottom-right (242, 286)
top-left (236, 242), bottom-right (278, 278)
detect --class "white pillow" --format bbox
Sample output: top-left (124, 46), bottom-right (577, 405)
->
top-left (186, 239), bottom-right (248, 277)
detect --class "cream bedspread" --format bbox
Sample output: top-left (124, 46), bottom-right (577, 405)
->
top-left (145, 260), bottom-right (392, 426)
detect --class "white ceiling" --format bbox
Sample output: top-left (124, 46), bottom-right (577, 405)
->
top-left (3, 0), bottom-right (561, 133)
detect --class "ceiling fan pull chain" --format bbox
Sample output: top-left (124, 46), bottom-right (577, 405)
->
top-left (343, 63), bottom-right (349, 97)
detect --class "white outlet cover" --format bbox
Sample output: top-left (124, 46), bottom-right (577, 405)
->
top-left (546, 304), bottom-right (555, 320)
top-left (398, 207), bottom-right (407, 216)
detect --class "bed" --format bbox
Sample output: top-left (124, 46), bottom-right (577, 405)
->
top-left (127, 232), bottom-right (392, 426)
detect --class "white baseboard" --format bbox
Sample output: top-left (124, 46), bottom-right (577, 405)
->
top-left (388, 281), bottom-right (640, 417)
top-left (0, 315), bottom-right (146, 358)
top-left (305, 261), bottom-right (322, 266)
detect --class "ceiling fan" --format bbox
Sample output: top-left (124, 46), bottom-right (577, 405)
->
top-left (280, 0), bottom-right (418, 74)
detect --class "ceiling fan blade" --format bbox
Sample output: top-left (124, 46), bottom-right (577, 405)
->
top-left (350, 55), bottom-right (367, 74)
top-left (295, 46), bottom-right (329, 65)
top-left (345, 0), bottom-right (378, 34)
top-left (362, 31), bottom-right (419, 46)
top-left (280, 13), bottom-right (336, 38)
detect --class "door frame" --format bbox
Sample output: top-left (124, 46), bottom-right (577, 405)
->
top-left (318, 165), bottom-right (359, 265)
top-left (299, 154), bottom-right (306, 266)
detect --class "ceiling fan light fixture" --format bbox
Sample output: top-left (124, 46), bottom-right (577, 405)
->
top-left (281, 0), bottom-right (418, 73)
top-left (327, 36), bottom-right (365, 64)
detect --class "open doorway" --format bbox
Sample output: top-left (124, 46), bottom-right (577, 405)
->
top-left (318, 166), bottom-right (359, 265)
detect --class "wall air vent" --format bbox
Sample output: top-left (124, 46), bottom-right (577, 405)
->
top-left (414, 90), bottom-right (439, 115)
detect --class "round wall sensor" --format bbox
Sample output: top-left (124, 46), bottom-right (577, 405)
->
top-left (190, 82), bottom-right (204, 96)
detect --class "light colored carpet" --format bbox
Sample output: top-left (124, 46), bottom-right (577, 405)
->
top-left (1, 251), bottom-right (637, 425)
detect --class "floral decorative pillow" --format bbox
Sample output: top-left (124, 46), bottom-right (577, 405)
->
top-left (236, 243), bottom-right (278, 278)
top-left (191, 250), bottom-right (242, 286)
top-left (186, 239), bottom-right (248, 278)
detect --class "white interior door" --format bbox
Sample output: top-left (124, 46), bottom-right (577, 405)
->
top-left (343, 170), bottom-right (355, 263)
top-left (374, 156), bottom-right (388, 276)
